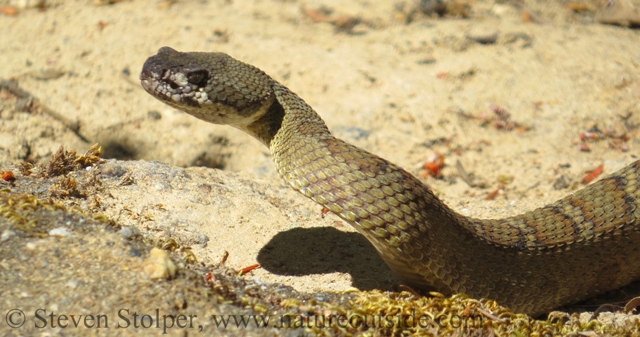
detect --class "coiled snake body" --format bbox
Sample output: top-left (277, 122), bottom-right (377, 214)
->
top-left (141, 47), bottom-right (640, 316)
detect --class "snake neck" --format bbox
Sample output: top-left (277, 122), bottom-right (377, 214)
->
top-left (243, 84), bottom-right (331, 148)
top-left (263, 85), bottom-right (481, 290)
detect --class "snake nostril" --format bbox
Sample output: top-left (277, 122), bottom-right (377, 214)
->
top-left (160, 69), bottom-right (181, 90)
top-left (167, 81), bottom-right (180, 90)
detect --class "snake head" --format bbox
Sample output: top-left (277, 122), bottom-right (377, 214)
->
top-left (140, 46), bottom-right (275, 127)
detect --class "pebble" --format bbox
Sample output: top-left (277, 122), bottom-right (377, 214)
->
top-left (0, 229), bottom-right (16, 242)
top-left (49, 227), bottom-right (72, 237)
top-left (118, 226), bottom-right (134, 239)
top-left (143, 248), bottom-right (177, 279)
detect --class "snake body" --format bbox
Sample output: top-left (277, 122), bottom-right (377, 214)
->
top-left (140, 47), bottom-right (640, 316)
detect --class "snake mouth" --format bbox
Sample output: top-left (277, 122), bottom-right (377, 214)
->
top-left (140, 64), bottom-right (207, 109)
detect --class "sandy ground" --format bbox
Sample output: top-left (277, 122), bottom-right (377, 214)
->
top-left (1, 0), bottom-right (640, 335)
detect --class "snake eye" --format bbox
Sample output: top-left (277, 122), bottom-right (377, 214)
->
top-left (187, 70), bottom-right (209, 87)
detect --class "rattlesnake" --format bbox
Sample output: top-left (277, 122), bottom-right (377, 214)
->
top-left (140, 47), bottom-right (640, 316)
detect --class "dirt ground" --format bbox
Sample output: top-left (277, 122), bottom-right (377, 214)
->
top-left (1, 0), bottom-right (640, 335)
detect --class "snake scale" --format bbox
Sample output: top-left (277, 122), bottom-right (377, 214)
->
top-left (140, 47), bottom-right (640, 316)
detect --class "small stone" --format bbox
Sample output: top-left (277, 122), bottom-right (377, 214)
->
top-left (143, 248), bottom-right (177, 279)
top-left (10, 0), bottom-right (45, 10)
top-left (193, 233), bottom-right (209, 245)
top-left (66, 280), bottom-right (79, 289)
top-left (147, 110), bottom-right (162, 120)
top-left (130, 247), bottom-right (142, 257)
top-left (1, 229), bottom-right (16, 242)
top-left (118, 226), bottom-right (134, 239)
top-left (49, 227), bottom-right (72, 237)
